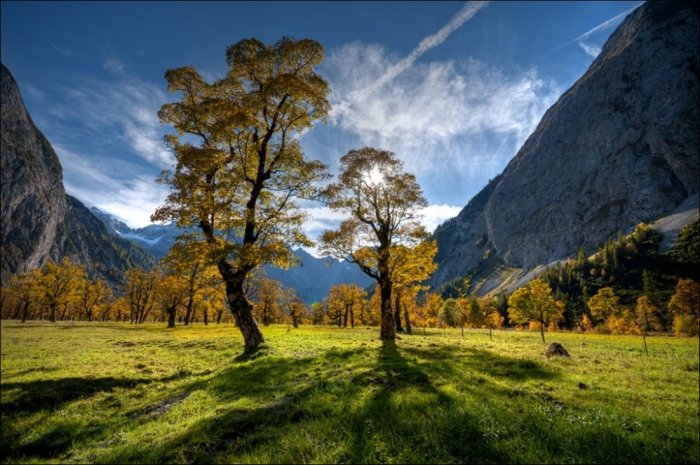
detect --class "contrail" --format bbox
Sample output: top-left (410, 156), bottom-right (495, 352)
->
top-left (552, 2), bottom-right (643, 51)
top-left (373, 1), bottom-right (489, 89)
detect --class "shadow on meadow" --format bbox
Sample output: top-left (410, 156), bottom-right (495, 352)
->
top-left (1, 376), bottom-right (156, 415)
top-left (105, 341), bottom-right (562, 463)
top-left (2, 338), bottom-right (691, 463)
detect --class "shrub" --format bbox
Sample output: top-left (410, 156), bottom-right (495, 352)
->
top-left (673, 314), bottom-right (700, 337)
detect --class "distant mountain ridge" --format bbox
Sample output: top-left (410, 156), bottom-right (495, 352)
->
top-left (431, 1), bottom-right (699, 294)
top-left (91, 209), bottom-right (373, 302)
top-left (0, 63), bottom-right (155, 284)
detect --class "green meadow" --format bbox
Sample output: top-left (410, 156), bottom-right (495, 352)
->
top-left (1, 321), bottom-right (698, 464)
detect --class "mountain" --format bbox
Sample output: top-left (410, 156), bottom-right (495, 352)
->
top-left (0, 63), bottom-right (155, 284)
top-left (264, 248), bottom-right (373, 303)
top-left (431, 1), bottom-right (699, 294)
top-left (91, 209), bottom-right (373, 302)
top-left (90, 207), bottom-right (180, 259)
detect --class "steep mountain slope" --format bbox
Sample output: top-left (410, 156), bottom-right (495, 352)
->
top-left (432, 1), bottom-right (699, 293)
top-left (0, 63), bottom-right (154, 284)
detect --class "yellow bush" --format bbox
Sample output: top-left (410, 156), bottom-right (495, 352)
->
top-left (673, 314), bottom-right (699, 337)
top-left (489, 312), bottom-right (504, 329)
top-left (579, 314), bottom-right (594, 333)
top-left (605, 315), bottom-right (638, 335)
top-left (528, 321), bottom-right (542, 332)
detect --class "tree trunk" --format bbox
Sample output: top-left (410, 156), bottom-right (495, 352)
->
top-left (224, 274), bottom-right (264, 351)
top-left (403, 304), bottom-right (411, 335)
top-left (379, 278), bottom-right (395, 340)
top-left (184, 289), bottom-right (195, 325)
top-left (642, 332), bottom-right (649, 356)
top-left (350, 307), bottom-right (354, 328)
top-left (292, 310), bottom-right (299, 328)
top-left (203, 308), bottom-right (208, 325)
top-left (21, 301), bottom-right (29, 323)
top-left (216, 309), bottom-right (223, 324)
top-left (540, 321), bottom-right (546, 344)
top-left (343, 305), bottom-right (348, 327)
top-left (167, 307), bottom-right (176, 328)
top-left (49, 303), bottom-right (57, 323)
top-left (394, 290), bottom-right (403, 333)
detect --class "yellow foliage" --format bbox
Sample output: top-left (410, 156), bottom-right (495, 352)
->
top-left (605, 314), bottom-right (638, 335)
top-left (673, 314), bottom-right (700, 337)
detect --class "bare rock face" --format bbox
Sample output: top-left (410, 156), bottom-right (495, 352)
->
top-left (432, 1), bottom-right (699, 289)
top-left (0, 63), bottom-right (154, 284)
top-left (1, 63), bottom-right (68, 278)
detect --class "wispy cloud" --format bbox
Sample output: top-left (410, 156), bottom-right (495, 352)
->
top-left (372, 1), bottom-right (489, 90)
top-left (46, 74), bottom-right (173, 168)
top-left (55, 145), bottom-right (169, 228)
top-left (553, 3), bottom-right (643, 55)
top-left (578, 42), bottom-right (602, 58)
top-left (322, 43), bottom-right (560, 178)
top-left (103, 58), bottom-right (125, 74)
top-left (49, 42), bottom-right (74, 58)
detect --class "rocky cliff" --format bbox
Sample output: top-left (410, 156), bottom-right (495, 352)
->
top-left (432, 1), bottom-right (699, 292)
top-left (0, 63), bottom-right (154, 284)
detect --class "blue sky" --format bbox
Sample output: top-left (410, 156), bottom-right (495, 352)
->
top-left (1, 1), bottom-right (642, 241)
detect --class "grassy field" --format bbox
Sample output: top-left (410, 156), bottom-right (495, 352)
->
top-left (1, 321), bottom-right (698, 464)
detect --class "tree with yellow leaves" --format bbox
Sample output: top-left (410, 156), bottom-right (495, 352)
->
top-left (4, 269), bottom-right (43, 322)
top-left (391, 240), bottom-right (437, 334)
top-left (320, 148), bottom-right (430, 340)
top-left (587, 287), bottom-right (621, 324)
top-left (508, 278), bottom-right (564, 343)
top-left (669, 279), bottom-right (699, 337)
top-left (38, 257), bottom-right (85, 322)
top-left (154, 37), bottom-right (330, 351)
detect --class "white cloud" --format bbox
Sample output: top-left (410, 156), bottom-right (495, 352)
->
top-left (419, 204), bottom-right (463, 232)
top-left (373, 1), bottom-right (489, 90)
top-left (49, 75), bottom-right (173, 168)
top-left (322, 43), bottom-right (560, 178)
top-left (578, 41), bottom-right (601, 58)
top-left (562, 3), bottom-right (642, 47)
top-left (54, 145), bottom-right (169, 228)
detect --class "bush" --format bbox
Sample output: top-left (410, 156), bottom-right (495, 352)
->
top-left (528, 321), bottom-right (542, 332)
top-left (605, 315), bottom-right (639, 335)
top-left (673, 314), bottom-right (700, 337)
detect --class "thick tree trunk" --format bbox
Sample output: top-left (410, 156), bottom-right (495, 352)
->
top-left (224, 273), bottom-right (264, 351)
top-left (343, 305), bottom-right (349, 327)
top-left (379, 278), bottom-right (395, 340)
top-left (403, 304), bottom-right (411, 335)
top-left (394, 291), bottom-right (403, 333)
top-left (167, 307), bottom-right (176, 328)
top-left (203, 308), bottom-right (208, 325)
top-left (21, 301), bottom-right (29, 323)
top-left (49, 304), bottom-right (57, 323)
top-left (350, 307), bottom-right (354, 328)
top-left (216, 309), bottom-right (223, 324)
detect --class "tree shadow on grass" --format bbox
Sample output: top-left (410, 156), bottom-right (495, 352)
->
top-left (4, 341), bottom-right (694, 464)
top-left (1, 376), bottom-right (156, 415)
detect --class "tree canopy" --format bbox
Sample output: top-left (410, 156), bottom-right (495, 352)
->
top-left (320, 147), bottom-right (431, 340)
top-left (153, 37), bottom-right (331, 351)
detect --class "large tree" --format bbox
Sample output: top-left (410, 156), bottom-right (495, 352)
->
top-left (154, 37), bottom-right (330, 351)
top-left (320, 147), bottom-right (429, 340)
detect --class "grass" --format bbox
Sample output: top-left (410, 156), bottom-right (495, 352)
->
top-left (1, 321), bottom-right (698, 464)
